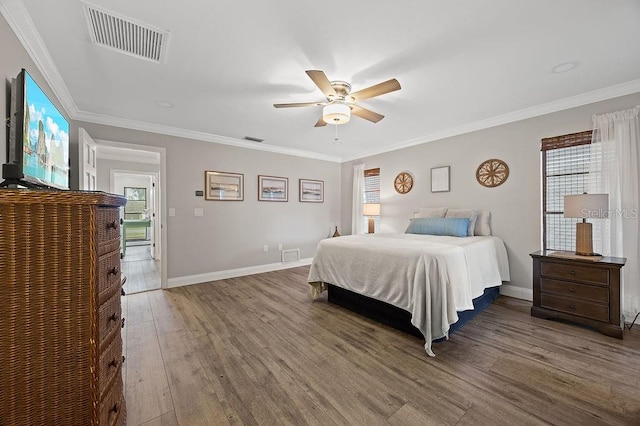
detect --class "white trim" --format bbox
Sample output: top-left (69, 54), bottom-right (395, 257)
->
top-left (0, 0), bottom-right (79, 119)
top-left (96, 139), bottom-right (168, 289)
top-left (167, 258), bottom-right (313, 288)
top-left (342, 79), bottom-right (640, 162)
top-left (76, 110), bottom-right (342, 162)
top-left (499, 284), bottom-right (533, 301)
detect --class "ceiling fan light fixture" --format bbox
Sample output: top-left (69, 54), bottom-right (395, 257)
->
top-left (322, 103), bottom-right (351, 125)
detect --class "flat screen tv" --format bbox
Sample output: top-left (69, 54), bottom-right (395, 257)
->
top-left (2, 69), bottom-right (70, 189)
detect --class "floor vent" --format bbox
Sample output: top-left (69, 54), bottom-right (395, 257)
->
top-left (281, 249), bottom-right (300, 263)
top-left (83, 2), bottom-right (170, 63)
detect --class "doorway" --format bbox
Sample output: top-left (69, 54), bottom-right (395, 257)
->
top-left (90, 138), bottom-right (167, 293)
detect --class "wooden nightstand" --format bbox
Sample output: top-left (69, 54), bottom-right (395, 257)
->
top-left (530, 250), bottom-right (626, 338)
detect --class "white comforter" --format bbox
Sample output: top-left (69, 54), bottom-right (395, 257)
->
top-left (307, 233), bottom-right (510, 356)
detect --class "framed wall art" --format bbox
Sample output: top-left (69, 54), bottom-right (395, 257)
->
top-left (258, 175), bottom-right (288, 202)
top-left (299, 179), bottom-right (324, 203)
top-left (431, 166), bottom-right (450, 193)
top-left (204, 171), bottom-right (244, 201)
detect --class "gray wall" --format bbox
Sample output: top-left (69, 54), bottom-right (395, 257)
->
top-left (341, 92), bottom-right (640, 293)
top-left (77, 122), bottom-right (342, 280)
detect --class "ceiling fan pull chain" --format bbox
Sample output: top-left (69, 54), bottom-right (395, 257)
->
top-left (334, 124), bottom-right (339, 141)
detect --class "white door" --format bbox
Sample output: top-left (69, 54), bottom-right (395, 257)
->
top-left (78, 128), bottom-right (97, 190)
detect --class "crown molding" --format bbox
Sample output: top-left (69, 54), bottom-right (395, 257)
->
top-left (74, 109), bottom-right (342, 162)
top-left (343, 79), bottom-right (640, 162)
top-left (0, 0), bottom-right (79, 118)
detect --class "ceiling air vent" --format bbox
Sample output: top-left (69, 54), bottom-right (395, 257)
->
top-left (83, 2), bottom-right (170, 63)
top-left (243, 136), bottom-right (264, 143)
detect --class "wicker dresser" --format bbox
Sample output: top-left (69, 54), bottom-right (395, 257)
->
top-left (0, 189), bottom-right (127, 425)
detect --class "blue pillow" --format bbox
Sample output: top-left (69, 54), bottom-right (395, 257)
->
top-left (405, 217), bottom-right (470, 237)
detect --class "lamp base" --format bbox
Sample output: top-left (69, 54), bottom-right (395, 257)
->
top-left (368, 218), bottom-right (375, 234)
top-left (575, 222), bottom-right (596, 256)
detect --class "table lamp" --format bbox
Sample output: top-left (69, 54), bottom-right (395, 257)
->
top-left (563, 193), bottom-right (608, 256)
top-left (362, 203), bottom-right (380, 234)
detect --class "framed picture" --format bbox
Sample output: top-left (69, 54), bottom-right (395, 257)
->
top-left (431, 166), bottom-right (450, 193)
top-left (299, 179), bottom-right (324, 203)
top-left (204, 171), bottom-right (244, 201)
top-left (258, 175), bottom-right (288, 202)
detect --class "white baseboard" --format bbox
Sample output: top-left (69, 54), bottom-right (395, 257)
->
top-left (167, 258), bottom-right (313, 288)
top-left (500, 284), bottom-right (533, 301)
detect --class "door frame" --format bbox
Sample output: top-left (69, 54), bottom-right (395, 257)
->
top-left (97, 139), bottom-right (168, 289)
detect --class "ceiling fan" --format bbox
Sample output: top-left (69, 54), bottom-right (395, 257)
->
top-left (273, 70), bottom-right (401, 127)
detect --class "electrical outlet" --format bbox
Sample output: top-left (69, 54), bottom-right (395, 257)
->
top-left (278, 243), bottom-right (283, 251)
top-left (263, 245), bottom-right (268, 252)
top-left (194, 208), bottom-right (204, 217)
top-left (168, 208), bottom-right (176, 217)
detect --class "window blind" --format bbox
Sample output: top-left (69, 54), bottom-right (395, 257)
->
top-left (541, 131), bottom-right (598, 251)
top-left (364, 168), bottom-right (380, 232)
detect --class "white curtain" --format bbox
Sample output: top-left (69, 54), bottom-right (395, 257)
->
top-left (351, 163), bottom-right (365, 235)
top-left (590, 105), bottom-right (640, 319)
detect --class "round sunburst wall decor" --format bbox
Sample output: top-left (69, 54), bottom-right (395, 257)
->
top-left (476, 159), bottom-right (509, 188)
top-left (394, 172), bottom-right (414, 194)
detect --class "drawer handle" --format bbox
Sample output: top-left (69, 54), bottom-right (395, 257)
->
top-left (570, 270), bottom-right (576, 275)
top-left (569, 287), bottom-right (576, 293)
top-left (108, 313), bottom-right (118, 323)
top-left (569, 304), bottom-right (576, 310)
top-left (121, 317), bottom-right (126, 328)
top-left (110, 402), bottom-right (119, 414)
top-left (108, 266), bottom-right (119, 276)
top-left (122, 355), bottom-right (126, 364)
top-left (106, 220), bottom-right (119, 230)
top-left (108, 358), bottom-right (119, 368)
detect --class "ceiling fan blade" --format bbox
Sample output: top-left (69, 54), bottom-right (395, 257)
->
top-left (350, 104), bottom-right (384, 123)
top-left (314, 116), bottom-right (327, 127)
top-left (348, 78), bottom-right (401, 102)
top-left (273, 101), bottom-right (324, 108)
top-left (306, 70), bottom-right (337, 99)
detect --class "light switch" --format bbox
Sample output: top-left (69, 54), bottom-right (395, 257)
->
top-left (168, 208), bottom-right (176, 217)
top-left (194, 208), bottom-right (204, 217)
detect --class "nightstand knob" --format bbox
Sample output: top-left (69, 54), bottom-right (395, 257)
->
top-left (569, 304), bottom-right (576, 310)
top-left (569, 287), bottom-right (576, 293)
top-left (570, 270), bottom-right (576, 275)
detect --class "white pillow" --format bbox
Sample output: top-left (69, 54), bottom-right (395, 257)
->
top-left (445, 208), bottom-right (479, 236)
top-left (416, 207), bottom-right (448, 218)
top-left (474, 210), bottom-right (492, 236)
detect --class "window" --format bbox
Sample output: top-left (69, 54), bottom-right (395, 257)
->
top-left (124, 187), bottom-right (148, 241)
top-left (364, 167), bottom-right (380, 232)
top-left (542, 131), bottom-right (599, 251)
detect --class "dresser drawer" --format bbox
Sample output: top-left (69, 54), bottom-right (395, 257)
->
top-left (98, 334), bottom-right (123, 398)
top-left (99, 382), bottom-right (125, 426)
top-left (541, 293), bottom-right (609, 322)
top-left (540, 278), bottom-right (608, 303)
top-left (98, 291), bottom-right (122, 350)
top-left (97, 207), bottom-right (121, 243)
top-left (540, 261), bottom-right (609, 285)
top-left (98, 250), bottom-right (122, 304)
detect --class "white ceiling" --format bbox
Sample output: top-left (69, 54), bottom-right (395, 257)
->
top-left (3, 0), bottom-right (640, 162)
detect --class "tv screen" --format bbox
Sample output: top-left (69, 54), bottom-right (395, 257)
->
top-left (2, 69), bottom-right (70, 190)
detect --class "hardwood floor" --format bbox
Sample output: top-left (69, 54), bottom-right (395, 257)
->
top-left (121, 266), bottom-right (640, 425)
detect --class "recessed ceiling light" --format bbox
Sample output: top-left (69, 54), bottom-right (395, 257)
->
top-left (155, 100), bottom-right (174, 108)
top-left (551, 61), bottom-right (580, 73)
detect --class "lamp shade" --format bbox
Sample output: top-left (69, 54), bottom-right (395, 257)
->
top-left (323, 103), bottom-right (351, 124)
top-left (564, 194), bottom-right (609, 219)
top-left (362, 203), bottom-right (380, 216)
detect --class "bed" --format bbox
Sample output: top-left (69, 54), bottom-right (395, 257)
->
top-left (308, 209), bottom-right (510, 356)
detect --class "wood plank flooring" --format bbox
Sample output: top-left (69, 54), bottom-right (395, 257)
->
top-left (121, 266), bottom-right (640, 425)
top-left (122, 245), bottom-right (161, 294)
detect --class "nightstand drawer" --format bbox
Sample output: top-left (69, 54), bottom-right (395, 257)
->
top-left (540, 261), bottom-right (609, 285)
top-left (541, 294), bottom-right (609, 322)
top-left (540, 278), bottom-right (608, 303)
